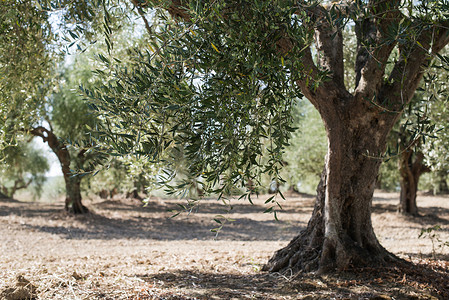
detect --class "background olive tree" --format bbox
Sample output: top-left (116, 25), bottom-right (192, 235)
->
top-left (0, 141), bottom-right (49, 199)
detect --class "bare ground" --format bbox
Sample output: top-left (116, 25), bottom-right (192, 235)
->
top-left (0, 191), bottom-right (448, 299)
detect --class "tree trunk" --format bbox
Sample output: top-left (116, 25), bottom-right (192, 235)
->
top-left (264, 98), bottom-right (400, 274)
top-left (64, 173), bottom-right (87, 214)
top-left (30, 126), bottom-right (88, 214)
top-left (398, 150), bottom-right (430, 216)
top-left (435, 171), bottom-right (449, 194)
top-left (438, 178), bottom-right (449, 194)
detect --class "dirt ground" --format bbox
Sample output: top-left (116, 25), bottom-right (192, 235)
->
top-left (0, 191), bottom-right (448, 299)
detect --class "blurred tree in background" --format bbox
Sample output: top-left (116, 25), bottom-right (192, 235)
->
top-left (0, 141), bottom-right (49, 199)
top-left (283, 101), bottom-right (326, 194)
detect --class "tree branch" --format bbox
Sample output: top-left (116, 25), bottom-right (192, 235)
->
top-left (29, 126), bottom-right (72, 177)
top-left (380, 23), bottom-right (449, 109)
top-left (164, 0), bottom-right (191, 21)
top-left (354, 0), bottom-right (404, 96)
top-left (296, 47), bottom-right (323, 105)
top-left (296, 46), bottom-right (351, 114)
top-left (310, 5), bottom-right (346, 88)
top-left (130, 0), bottom-right (153, 35)
top-left (11, 178), bottom-right (32, 197)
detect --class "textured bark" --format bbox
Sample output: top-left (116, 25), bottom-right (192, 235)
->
top-left (398, 151), bottom-right (430, 215)
top-left (64, 174), bottom-right (86, 214)
top-left (264, 93), bottom-right (401, 273)
top-left (30, 127), bottom-right (88, 214)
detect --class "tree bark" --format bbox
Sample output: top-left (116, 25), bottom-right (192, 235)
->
top-left (398, 150), bottom-right (430, 215)
top-left (30, 126), bottom-right (88, 214)
top-left (64, 173), bottom-right (86, 213)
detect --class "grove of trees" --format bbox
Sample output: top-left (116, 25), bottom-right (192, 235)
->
top-left (2, 0), bottom-right (449, 276)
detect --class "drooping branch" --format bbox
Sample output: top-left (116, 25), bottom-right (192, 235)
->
top-left (151, 1), bottom-right (342, 99)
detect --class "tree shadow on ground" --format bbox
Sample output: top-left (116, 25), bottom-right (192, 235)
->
top-left (372, 203), bottom-right (449, 227)
top-left (94, 196), bottom-right (314, 215)
top-left (403, 252), bottom-right (449, 261)
top-left (19, 215), bottom-right (305, 241)
top-left (0, 197), bottom-right (19, 203)
top-left (372, 203), bottom-right (398, 213)
top-left (0, 199), bottom-right (306, 241)
top-left (0, 203), bottom-right (61, 218)
top-left (138, 270), bottom-right (284, 299)
top-left (135, 261), bottom-right (448, 299)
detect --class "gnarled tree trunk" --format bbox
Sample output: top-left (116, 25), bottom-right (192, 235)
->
top-left (398, 150), bottom-right (430, 215)
top-left (264, 94), bottom-right (400, 273)
top-left (262, 0), bottom-right (449, 273)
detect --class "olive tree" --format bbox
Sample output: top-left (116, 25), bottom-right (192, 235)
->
top-left (1, 1), bottom-right (143, 213)
top-left (420, 61), bottom-right (449, 194)
top-left (395, 97), bottom-right (431, 215)
top-left (384, 51), bottom-right (449, 214)
top-left (29, 62), bottom-right (97, 213)
top-left (0, 0), bottom-right (91, 212)
top-left (29, 0), bottom-right (449, 273)
top-left (0, 142), bottom-right (49, 199)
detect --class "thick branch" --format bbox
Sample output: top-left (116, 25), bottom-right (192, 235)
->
top-left (412, 151), bottom-right (431, 176)
top-left (316, 28), bottom-right (345, 87)
top-left (29, 126), bottom-right (71, 177)
top-left (380, 24), bottom-right (449, 109)
top-left (296, 47), bottom-right (322, 104)
top-left (297, 46), bottom-right (352, 114)
top-left (354, 0), bottom-right (403, 96)
top-left (164, 0), bottom-right (191, 21)
top-left (11, 178), bottom-right (32, 197)
top-left (312, 6), bottom-right (346, 88)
